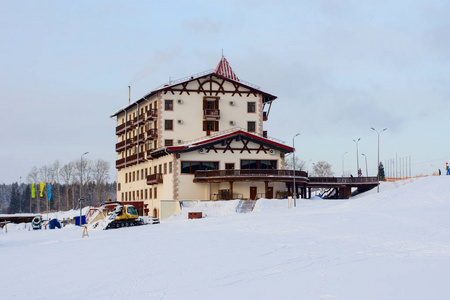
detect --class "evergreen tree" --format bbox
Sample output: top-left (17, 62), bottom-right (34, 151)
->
top-left (22, 185), bottom-right (31, 213)
top-left (8, 183), bottom-right (20, 213)
top-left (378, 162), bottom-right (386, 180)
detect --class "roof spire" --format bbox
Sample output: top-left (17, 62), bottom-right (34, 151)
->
top-left (215, 56), bottom-right (239, 81)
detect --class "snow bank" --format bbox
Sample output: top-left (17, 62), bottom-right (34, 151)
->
top-left (2, 176), bottom-right (450, 300)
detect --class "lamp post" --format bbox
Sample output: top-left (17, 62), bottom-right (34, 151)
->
top-left (371, 127), bottom-right (387, 192)
top-left (80, 151), bottom-right (89, 226)
top-left (361, 153), bottom-right (368, 177)
top-left (19, 176), bottom-right (22, 213)
top-left (342, 152), bottom-right (348, 177)
top-left (292, 133), bottom-right (300, 207)
top-left (353, 138), bottom-right (361, 176)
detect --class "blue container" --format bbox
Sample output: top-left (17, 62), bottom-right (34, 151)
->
top-left (74, 216), bottom-right (86, 226)
top-left (49, 219), bottom-right (61, 229)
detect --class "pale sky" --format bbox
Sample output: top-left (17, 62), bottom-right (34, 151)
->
top-left (1, 0), bottom-right (449, 183)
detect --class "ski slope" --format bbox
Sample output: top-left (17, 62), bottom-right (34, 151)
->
top-left (2, 176), bottom-right (450, 299)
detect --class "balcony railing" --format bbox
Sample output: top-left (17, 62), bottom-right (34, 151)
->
top-left (116, 120), bottom-right (134, 135)
top-left (147, 173), bottom-right (163, 185)
top-left (133, 114), bottom-right (146, 126)
top-left (308, 177), bottom-right (378, 184)
top-left (147, 128), bottom-right (157, 140)
top-left (203, 109), bottom-right (220, 119)
top-left (146, 109), bottom-right (158, 120)
top-left (115, 153), bottom-right (146, 169)
top-left (194, 169), bottom-right (308, 182)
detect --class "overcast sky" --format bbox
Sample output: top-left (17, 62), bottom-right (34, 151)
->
top-left (1, 0), bottom-right (449, 184)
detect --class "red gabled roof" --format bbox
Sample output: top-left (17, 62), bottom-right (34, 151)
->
top-left (166, 130), bottom-right (294, 153)
top-left (215, 56), bottom-right (239, 81)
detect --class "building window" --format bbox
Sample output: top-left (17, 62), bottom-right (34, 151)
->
top-left (203, 121), bottom-right (219, 133)
top-left (248, 102), bottom-right (256, 113)
top-left (225, 163), bottom-right (235, 170)
top-left (165, 100), bottom-right (173, 111)
top-left (247, 121), bottom-right (256, 132)
top-left (118, 183), bottom-right (121, 191)
top-left (165, 120), bottom-right (173, 130)
top-left (145, 189), bottom-right (148, 200)
top-left (149, 188), bottom-right (152, 199)
top-left (241, 160), bottom-right (277, 169)
top-left (181, 161), bottom-right (219, 174)
top-left (165, 139), bottom-right (173, 147)
top-left (154, 187), bottom-right (157, 199)
top-left (164, 163), bottom-right (167, 174)
top-left (169, 162), bottom-right (173, 173)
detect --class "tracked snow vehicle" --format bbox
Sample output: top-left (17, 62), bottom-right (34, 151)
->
top-left (105, 204), bottom-right (145, 229)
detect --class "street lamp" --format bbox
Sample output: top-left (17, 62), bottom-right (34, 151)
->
top-left (353, 138), bottom-right (361, 176)
top-left (371, 127), bottom-right (387, 192)
top-left (80, 151), bottom-right (89, 226)
top-left (342, 152), bottom-right (348, 177)
top-left (292, 133), bottom-right (300, 207)
top-left (361, 153), bottom-right (368, 177)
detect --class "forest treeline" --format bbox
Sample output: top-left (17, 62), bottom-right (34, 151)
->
top-left (1, 159), bottom-right (116, 214)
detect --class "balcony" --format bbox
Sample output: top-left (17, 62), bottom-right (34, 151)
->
top-left (131, 133), bottom-right (145, 145)
top-left (147, 173), bottom-right (163, 185)
top-left (115, 120), bottom-right (134, 136)
top-left (203, 109), bottom-right (220, 119)
top-left (194, 169), bottom-right (309, 183)
top-left (146, 109), bottom-right (158, 120)
top-left (115, 153), bottom-right (146, 169)
top-left (147, 128), bottom-right (158, 140)
top-left (133, 114), bottom-right (146, 126)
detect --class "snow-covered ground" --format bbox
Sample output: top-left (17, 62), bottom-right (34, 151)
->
top-left (2, 176), bottom-right (450, 299)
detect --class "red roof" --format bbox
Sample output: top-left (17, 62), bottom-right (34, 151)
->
top-left (166, 130), bottom-right (294, 153)
top-left (215, 56), bottom-right (239, 81)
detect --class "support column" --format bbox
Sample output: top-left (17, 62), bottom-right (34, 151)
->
top-left (229, 181), bottom-right (234, 200)
top-left (265, 181), bottom-right (269, 198)
top-left (308, 187), bottom-right (312, 199)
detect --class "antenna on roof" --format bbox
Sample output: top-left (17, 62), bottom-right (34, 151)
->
top-left (128, 86), bottom-right (131, 105)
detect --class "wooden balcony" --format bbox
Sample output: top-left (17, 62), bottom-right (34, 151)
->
top-left (131, 133), bottom-right (145, 144)
top-left (147, 128), bottom-right (157, 140)
top-left (115, 153), bottom-right (146, 169)
top-left (146, 109), bottom-right (158, 120)
top-left (115, 120), bottom-right (134, 136)
top-left (147, 173), bottom-right (163, 185)
top-left (203, 109), bottom-right (220, 119)
top-left (194, 169), bottom-right (308, 183)
top-left (115, 139), bottom-right (134, 152)
top-left (133, 114), bottom-right (146, 126)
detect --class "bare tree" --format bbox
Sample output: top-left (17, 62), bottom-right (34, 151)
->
top-left (284, 156), bottom-right (306, 171)
top-left (27, 166), bottom-right (39, 213)
top-left (60, 162), bottom-right (75, 210)
top-left (49, 160), bottom-right (62, 210)
top-left (92, 159), bottom-right (110, 205)
top-left (311, 161), bottom-right (334, 177)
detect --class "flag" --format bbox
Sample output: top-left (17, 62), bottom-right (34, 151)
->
top-left (31, 183), bottom-right (35, 198)
top-left (40, 182), bottom-right (45, 197)
top-left (48, 185), bottom-right (52, 201)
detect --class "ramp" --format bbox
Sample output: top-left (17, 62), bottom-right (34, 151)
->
top-left (236, 200), bottom-right (257, 213)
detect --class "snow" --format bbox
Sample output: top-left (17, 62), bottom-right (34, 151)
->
top-left (2, 176), bottom-right (450, 299)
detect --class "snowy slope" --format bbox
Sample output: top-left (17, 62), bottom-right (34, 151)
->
top-left (2, 176), bottom-right (450, 299)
